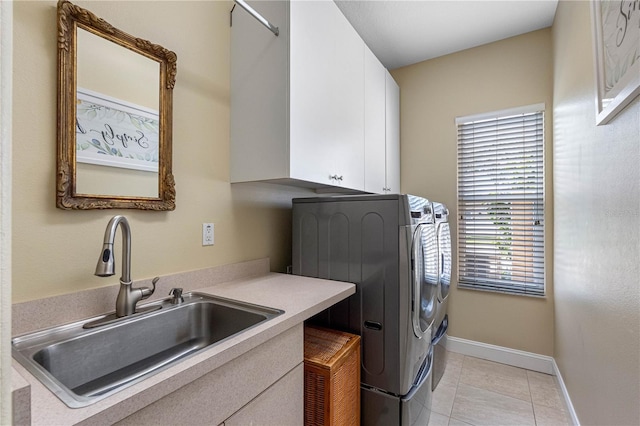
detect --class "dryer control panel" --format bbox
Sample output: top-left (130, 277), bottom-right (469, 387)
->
top-left (408, 195), bottom-right (434, 225)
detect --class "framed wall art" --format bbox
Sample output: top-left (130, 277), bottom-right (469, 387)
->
top-left (75, 87), bottom-right (160, 172)
top-left (591, 0), bottom-right (640, 125)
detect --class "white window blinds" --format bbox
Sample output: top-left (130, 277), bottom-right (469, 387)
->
top-left (456, 105), bottom-right (545, 296)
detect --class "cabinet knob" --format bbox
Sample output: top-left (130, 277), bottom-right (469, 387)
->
top-left (329, 174), bottom-right (344, 182)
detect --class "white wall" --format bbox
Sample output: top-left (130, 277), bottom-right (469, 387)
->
top-left (552, 1), bottom-right (640, 424)
top-left (0, 0), bottom-right (12, 422)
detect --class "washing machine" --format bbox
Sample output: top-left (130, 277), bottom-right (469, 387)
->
top-left (431, 202), bottom-right (451, 390)
top-left (292, 194), bottom-right (438, 425)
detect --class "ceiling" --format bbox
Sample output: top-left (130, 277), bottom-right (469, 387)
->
top-left (334, 0), bottom-right (559, 70)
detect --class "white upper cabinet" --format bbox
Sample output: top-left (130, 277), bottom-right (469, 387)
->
top-left (289, 1), bottom-right (364, 190)
top-left (385, 71), bottom-right (400, 193)
top-left (364, 46), bottom-right (386, 194)
top-left (230, 1), bottom-right (289, 184)
top-left (364, 49), bottom-right (401, 195)
top-left (231, 1), bottom-right (396, 193)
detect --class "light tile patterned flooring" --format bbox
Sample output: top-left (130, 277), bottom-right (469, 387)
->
top-left (428, 352), bottom-right (571, 426)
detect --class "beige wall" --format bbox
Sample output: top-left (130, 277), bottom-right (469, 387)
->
top-left (12, 1), bottom-right (312, 303)
top-left (392, 29), bottom-right (554, 356)
top-left (552, 1), bottom-right (640, 424)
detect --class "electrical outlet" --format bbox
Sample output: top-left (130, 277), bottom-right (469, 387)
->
top-left (202, 223), bottom-right (214, 246)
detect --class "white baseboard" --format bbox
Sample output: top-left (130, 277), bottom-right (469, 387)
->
top-left (445, 336), bottom-right (579, 425)
top-left (445, 336), bottom-right (555, 375)
top-left (552, 358), bottom-right (581, 426)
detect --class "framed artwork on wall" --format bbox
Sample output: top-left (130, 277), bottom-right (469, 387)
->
top-left (76, 88), bottom-right (160, 173)
top-left (591, 0), bottom-right (640, 125)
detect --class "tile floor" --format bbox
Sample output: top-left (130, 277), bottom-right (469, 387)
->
top-left (428, 352), bottom-right (571, 426)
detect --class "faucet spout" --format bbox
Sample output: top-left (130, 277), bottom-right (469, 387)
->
top-left (95, 216), bottom-right (155, 318)
top-left (95, 215), bottom-right (131, 282)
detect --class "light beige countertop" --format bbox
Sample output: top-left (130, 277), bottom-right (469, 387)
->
top-left (12, 270), bottom-right (355, 425)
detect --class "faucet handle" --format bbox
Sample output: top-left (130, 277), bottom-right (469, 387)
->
top-left (140, 276), bottom-right (159, 300)
top-left (169, 287), bottom-right (184, 304)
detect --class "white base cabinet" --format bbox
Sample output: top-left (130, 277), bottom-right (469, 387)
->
top-left (223, 364), bottom-right (303, 426)
top-left (231, 1), bottom-right (400, 193)
top-left (116, 325), bottom-right (303, 426)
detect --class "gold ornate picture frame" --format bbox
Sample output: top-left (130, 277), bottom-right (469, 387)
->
top-left (57, 0), bottom-right (177, 210)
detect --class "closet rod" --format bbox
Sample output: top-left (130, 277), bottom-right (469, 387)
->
top-left (234, 0), bottom-right (279, 36)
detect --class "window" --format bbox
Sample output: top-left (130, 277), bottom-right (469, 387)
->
top-left (456, 104), bottom-right (545, 296)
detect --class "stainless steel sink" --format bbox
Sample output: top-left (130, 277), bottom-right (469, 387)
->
top-left (12, 292), bottom-right (283, 408)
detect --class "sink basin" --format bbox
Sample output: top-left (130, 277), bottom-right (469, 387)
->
top-left (12, 292), bottom-right (283, 408)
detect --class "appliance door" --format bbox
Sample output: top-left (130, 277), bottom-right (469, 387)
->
top-left (361, 349), bottom-right (433, 426)
top-left (411, 223), bottom-right (439, 339)
top-left (437, 221), bottom-right (451, 302)
top-left (431, 315), bottom-right (448, 390)
top-left (400, 348), bottom-right (433, 425)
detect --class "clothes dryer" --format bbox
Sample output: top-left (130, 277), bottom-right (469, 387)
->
top-left (293, 194), bottom-right (438, 425)
top-left (431, 201), bottom-right (451, 390)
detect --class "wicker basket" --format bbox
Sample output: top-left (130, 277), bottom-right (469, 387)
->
top-left (303, 325), bottom-right (361, 426)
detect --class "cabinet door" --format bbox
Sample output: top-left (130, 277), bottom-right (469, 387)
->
top-left (290, 1), bottom-right (364, 190)
top-left (230, 1), bottom-right (289, 183)
top-left (385, 71), bottom-right (400, 193)
top-left (224, 363), bottom-right (303, 426)
top-left (364, 46), bottom-right (386, 194)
